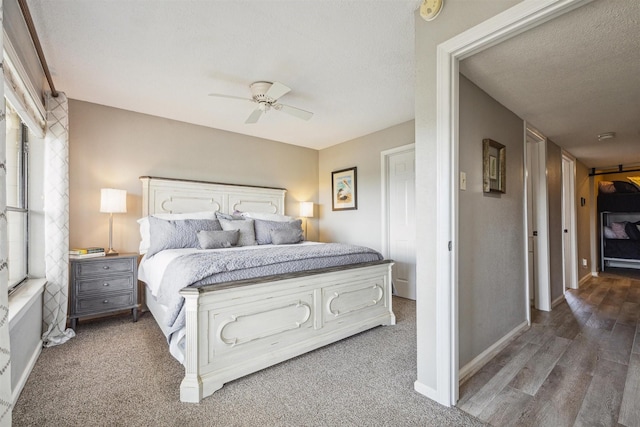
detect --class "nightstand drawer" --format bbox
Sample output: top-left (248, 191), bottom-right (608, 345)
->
top-left (75, 292), bottom-right (135, 315)
top-left (76, 275), bottom-right (134, 296)
top-left (74, 257), bottom-right (135, 278)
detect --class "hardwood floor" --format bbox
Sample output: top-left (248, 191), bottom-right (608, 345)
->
top-left (458, 270), bottom-right (640, 427)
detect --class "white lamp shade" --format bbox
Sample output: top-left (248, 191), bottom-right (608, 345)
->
top-left (300, 201), bottom-right (314, 218)
top-left (100, 188), bottom-right (127, 213)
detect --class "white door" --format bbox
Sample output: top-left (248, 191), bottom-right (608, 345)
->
top-left (561, 155), bottom-right (578, 290)
top-left (383, 145), bottom-right (416, 300)
top-left (526, 127), bottom-right (551, 312)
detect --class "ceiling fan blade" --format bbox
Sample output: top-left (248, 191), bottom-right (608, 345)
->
top-left (245, 108), bottom-right (264, 124)
top-left (277, 104), bottom-right (314, 121)
top-left (208, 93), bottom-right (254, 103)
top-left (265, 82), bottom-right (291, 101)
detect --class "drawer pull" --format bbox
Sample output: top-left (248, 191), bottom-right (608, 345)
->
top-left (103, 283), bottom-right (110, 287)
top-left (103, 299), bottom-right (109, 304)
top-left (103, 266), bottom-right (110, 270)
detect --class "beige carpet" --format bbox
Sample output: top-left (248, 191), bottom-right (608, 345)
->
top-left (12, 297), bottom-right (484, 426)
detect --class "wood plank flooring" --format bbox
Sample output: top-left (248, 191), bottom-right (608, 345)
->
top-left (458, 270), bottom-right (640, 427)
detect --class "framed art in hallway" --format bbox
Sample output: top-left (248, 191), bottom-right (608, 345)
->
top-left (483, 138), bottom-right (506, 193)
top-left (332, 167), bottom-right (357, 211)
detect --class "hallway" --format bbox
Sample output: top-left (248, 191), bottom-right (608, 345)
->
top-left (458, 272), bottom-right (640, 426)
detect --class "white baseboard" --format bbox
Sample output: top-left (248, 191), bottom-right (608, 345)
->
top-left (552, 294), bottom-right (565, 308)
top-left (459, 320), bottom-right (529, 384)
top-left (12, 340), bottom-right (42, 405)
top-left (578, 273), bottom-right (591, 287)
top-left (414, 380), bottom-right (442, 403)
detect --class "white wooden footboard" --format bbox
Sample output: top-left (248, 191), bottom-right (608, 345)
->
top-left (178, 261), bottom-right (395, 403)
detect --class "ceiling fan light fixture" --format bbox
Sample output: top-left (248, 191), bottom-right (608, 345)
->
top-left (597, 132), bottom-right (616, 141)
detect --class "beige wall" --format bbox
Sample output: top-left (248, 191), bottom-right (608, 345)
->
top-left (318, 121), bottom-right (414, 252)
top-left (69, 100), bottom-right (319, 254)
top-left (414, 0), bottom-right (523, 393)
top-left (457, 76), bottom-right (526, 367)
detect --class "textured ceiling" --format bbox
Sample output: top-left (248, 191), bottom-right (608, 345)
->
top-left (26, 0), bottom-right (420, 150)
top-left (461, 0), bottom-right (640, 169)
top-left (26, 1), bottom-right (639, 166)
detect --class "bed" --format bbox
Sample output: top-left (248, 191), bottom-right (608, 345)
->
top-left (598, 180), bottom-right (640, 270)
top-left (138, 176), bottom-right (395, 403)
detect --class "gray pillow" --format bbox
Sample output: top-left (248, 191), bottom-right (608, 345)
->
top-left (147, 217), bottom-right (222, 257)
top-left (270, 228), bottom-right (303, 245)
top-left (215, 211), bottom-right (244, 220)
top-left (197, 230), bottom-right (240, 249)
top-left (218, 218), bottom-right (257, 246)
top-left (254, 219), bottom-right (303, 245)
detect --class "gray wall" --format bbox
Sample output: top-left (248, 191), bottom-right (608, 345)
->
top-left (69, 100), bottom-right (319, 254)
top-left (458, 76), bottom-right (526, 367)
top-left (546, 140), bottom-right (564, 302)
top-left (414, 0), bottom-right (523, 391)
top-left (318, 121), bottom-right (414, 251)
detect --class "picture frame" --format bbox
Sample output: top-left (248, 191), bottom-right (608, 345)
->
top-left (332, 167), bottom-right (357, 211)
top-left (483, 139), bottom-right (505, 193)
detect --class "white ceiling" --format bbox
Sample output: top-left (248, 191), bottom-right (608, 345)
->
top-left (461, 0), bottom-right (640, 169)
top-left (25, 1), bottom-right (639, 167)
top-left (26, 0), bottom-right (421, 150)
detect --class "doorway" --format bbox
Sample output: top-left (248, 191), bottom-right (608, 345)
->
top-left (381, 144), bottom-right (416, 300)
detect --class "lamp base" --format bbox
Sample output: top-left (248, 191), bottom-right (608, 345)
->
top-left (106, 248), bottom-right (119, 256)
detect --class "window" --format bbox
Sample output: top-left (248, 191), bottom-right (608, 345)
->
top-left (5, 101), bottom-right (29, 292)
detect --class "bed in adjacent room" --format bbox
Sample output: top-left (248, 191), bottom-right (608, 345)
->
top-left (137, 176), bottom-right (395, 403)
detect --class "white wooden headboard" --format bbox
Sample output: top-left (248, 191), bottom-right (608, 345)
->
top-left (140, 176), bottom-right (287, 216)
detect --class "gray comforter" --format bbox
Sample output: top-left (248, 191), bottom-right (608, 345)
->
top-left (156, 243), bottom-right (383, 341)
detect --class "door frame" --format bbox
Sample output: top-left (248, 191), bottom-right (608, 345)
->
top-left (424, 0), bottom-right (594, 407)
top-left (561, 151), bottom-right (579, 290)
top-left (381, 143), bottom-right (416, 260)
top-left (526, 126), bottom-right (552, 312)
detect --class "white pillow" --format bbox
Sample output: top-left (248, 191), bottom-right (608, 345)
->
top-left (138, 211), bottom-right (217, 254)
top-left (240, 211), bottom-right (294, 222)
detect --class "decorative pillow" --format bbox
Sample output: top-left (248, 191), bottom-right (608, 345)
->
top-left (239, 211), bottom-right (294, 222)
top-left (147, 217), bottom-right (222, 257)
top-left (603, 226), bottom-right (617, 239)
top-left (197, 230), bottom-right (240, 249)
top-left (625, 222), bottom-right (640, 240)
top-left (138, 211), bottom-right (217, 254)
top-left (598, 181), bottom-right (616, 194)
top-left (254, 219), bottom-right (303, 245)
top-left (215, 211), bottom-right (244, 221)
top-left (610, 222), bottom-right (629, 239)
top-left (270, 228), bottom-right (303, 245)
top-left (613, 180), bottom-right (640, 193)
top-left (218, 218), bottom-right (257, 246)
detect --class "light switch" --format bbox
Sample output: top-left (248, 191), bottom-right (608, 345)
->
top-left (460, 172), bottom-right (467, 190)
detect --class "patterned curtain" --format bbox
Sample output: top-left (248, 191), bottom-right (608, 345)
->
top-left (0, 2), bottom-right (13, 422)
top-left (41, 92), bottom-right (74, 347)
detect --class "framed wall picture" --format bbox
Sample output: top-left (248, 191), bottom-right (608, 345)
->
top-left (332, 167), bottom-right (357, 211)
top-left (483, 139), bottom-right (506, 193)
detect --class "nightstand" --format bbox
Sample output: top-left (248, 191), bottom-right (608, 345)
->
top-left (68, 253), bottom-right (138, 331)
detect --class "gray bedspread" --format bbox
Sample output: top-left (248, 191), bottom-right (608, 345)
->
top-left (156, 243), bottom-right (383, 341)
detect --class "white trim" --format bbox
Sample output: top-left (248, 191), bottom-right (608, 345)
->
top-left (561, 152), bottom-right (579, 290)
top-left (424, 0), bottom-right (593, 407)
top-left (459, 320), bottom-right (528, 384)
top-left (380, 143), bottom-right (415, 260)
top-left (522, 125), bottom-right (531, 325)
top-left (552, 294), bottom-right (565, 308)
top-left (414, 380), bottom-right (440, 402)
top-left (8, 278), bottom-right (46, 327)
top-left (578, 273), bottom-right (591, 287)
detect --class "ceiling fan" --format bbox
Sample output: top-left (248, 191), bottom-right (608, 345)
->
top-left (208, 81), bottom-right (314, 124)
